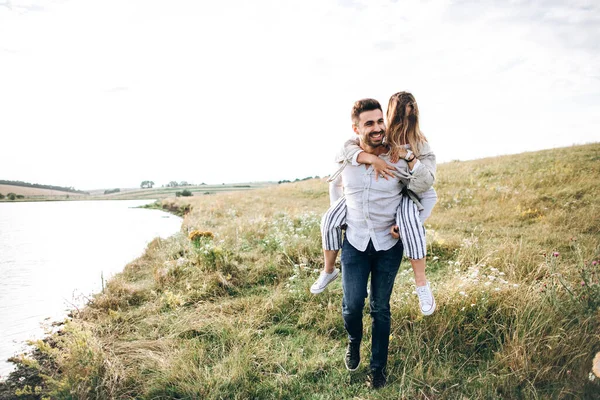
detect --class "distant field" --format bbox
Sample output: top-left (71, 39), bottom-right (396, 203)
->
top-left (0, 183), bottom-right (277, 201)
top-left (0, 184), bottom-right (86, 198)
top-left (100, 183), bottom-right (277, 199)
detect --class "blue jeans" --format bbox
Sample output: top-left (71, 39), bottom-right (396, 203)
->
top-left (341, 238), bottom-right (403, 371)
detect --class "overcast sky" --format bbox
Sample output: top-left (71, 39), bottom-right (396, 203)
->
top-left (1, 0), bottom-right (599, 190)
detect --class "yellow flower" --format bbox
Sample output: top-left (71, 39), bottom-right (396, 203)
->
top-left (188, 230), bottom-right (214, 241)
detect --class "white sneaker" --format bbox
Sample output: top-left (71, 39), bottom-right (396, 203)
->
top-left (310, 269), bottom-right (340, 294)
top-left (416, 282), bottom-right (436, 316)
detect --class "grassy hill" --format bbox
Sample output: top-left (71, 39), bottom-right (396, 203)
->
top-left (0, 184), bottom-right (87, 199)
top-left (2, 143), bottom-right (599, 399)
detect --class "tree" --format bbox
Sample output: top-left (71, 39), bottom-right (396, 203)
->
top-left (168, 181), bottom-right (179, 188)
top-left (7, 193), bottom-right (16, 200)
top-left (0, 193), bottom-right (4, 199)
top-left (140, 180), bottom-right (155, 189)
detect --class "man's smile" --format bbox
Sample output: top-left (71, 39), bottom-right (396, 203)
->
top-left (370, 131), bottom-right (384, 141)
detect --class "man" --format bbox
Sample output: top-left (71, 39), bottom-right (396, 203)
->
top-left (329, 98), bottom-right (405, 389)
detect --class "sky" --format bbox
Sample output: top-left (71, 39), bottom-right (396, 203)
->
top-left (1, 0), bottom-right (599, 190)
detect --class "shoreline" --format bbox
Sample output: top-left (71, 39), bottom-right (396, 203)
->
top-left (0, 199), bottom-right (185, 392)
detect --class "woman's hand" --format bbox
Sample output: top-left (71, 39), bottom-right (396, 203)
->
top-left (389, 147), bottom-right (408, 164)
top-left (390, 225), bottom-right (400, 239)
top-left (372, 157), bottom-right (397, 181)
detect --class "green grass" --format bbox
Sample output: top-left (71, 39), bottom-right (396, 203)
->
top-left (2, 143), bottom-right (599, 399)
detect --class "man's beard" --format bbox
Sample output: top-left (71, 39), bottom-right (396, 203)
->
top-left (365, 130), bottom-right (385, 148)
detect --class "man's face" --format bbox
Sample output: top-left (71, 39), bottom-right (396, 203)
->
top-left (353, 109), bottom-right (386, 149)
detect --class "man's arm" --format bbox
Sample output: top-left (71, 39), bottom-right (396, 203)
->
top-left (329, 169), bottom-right (344, 205)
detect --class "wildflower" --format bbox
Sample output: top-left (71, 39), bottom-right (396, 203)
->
top-left (552, 252), bottom-right (560, 257)
top-left (188, 230), bottom-right (214, 241)
top-left (459, 291), bottom-right (466, 296)
top-left (432, 256), bottom-right (439, 261)
top-left (495, 287), bottom-right (500, 291)
top-left (593, 261), bottom-right (598, 266)
top-left (513, 284), bottom-right (519, 287)
top-left (19, 377), bottom-right (25, 382)
top-left (498, 272), bottom-right (505, 276)
top-left (470, 303), bottom-right (476, 307)
top-left (581, 281), bottom-right (586, 286)
top-left (589, 372), bottom-right (596, 382)
top-left (484, 282), bottom-right (492, 286)
top-left (461, 307), bottom-right (465, 311)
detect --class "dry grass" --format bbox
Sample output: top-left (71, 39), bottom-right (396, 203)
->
top-left (4, 143), bottom-right (600, 399)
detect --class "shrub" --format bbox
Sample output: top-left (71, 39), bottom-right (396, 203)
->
top-left (104, 188), bottom-right (120, 195)
top-left (7, 193), bottom-right (16, 200)
top-left (181, 189), bottom-right (193, 197)
top-left (0, 193), bottom-right (4, 199)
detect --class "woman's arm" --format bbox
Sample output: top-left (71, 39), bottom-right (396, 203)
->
top-left (406, 142), bottom-right (436, 194)
top-left (343, 138), bottom-right (396, 180)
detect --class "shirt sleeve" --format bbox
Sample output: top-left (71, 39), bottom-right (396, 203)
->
top-left (409, 159), bottom-right (422, 174)
top-left (406, 143), bottom-right (436, 194)
top-left (329, 172), bottom-right (344, 204)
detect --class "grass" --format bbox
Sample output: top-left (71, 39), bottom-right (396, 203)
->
top-left (1, 143), bottom-right (599, 399)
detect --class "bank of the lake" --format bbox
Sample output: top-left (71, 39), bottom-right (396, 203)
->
top-left (0, 200), bottom-right (182, 382)
top-left (1, 144), bottom-right (599, 399)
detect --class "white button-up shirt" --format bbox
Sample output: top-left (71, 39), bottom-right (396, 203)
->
top-left (330, 154), bottom-right (405, 252)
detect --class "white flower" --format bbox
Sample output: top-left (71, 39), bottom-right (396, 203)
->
top-left (498, 272), bottom-right (505, 276)
top-left (513, 284), bottom-right (519, 288)
top-left (470, 303), bottom-right (476, 307)
top-left (459, 291), bottom-right (466, 296)
top-left (494, 287), bottom-right (500, 291)
top-left (484, 282), bottom-right (492, 286)
top-left (488, 275), bottom-right (496, 281)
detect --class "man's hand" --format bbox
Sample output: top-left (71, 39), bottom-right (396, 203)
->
top-left (390, 225), bottom-right (400, 239)
top-left (372, 157), bottom-right (396, 181)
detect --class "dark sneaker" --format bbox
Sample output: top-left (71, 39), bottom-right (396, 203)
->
top-left (344, 342), bottom-right (360, 371)
top-left (368, 368), bottom-right (387, 389)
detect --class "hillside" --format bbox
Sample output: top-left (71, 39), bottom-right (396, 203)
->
top-left (0, 184), bottom-right (87, 198)
top-left (2, 143), bottom-right (599, 399)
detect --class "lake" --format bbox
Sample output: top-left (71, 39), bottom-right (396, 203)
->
top-left (0, 200), bottom-right (182, 379)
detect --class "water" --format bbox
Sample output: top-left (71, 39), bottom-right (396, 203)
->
top-left (0, 200), bottom-right (182, 379)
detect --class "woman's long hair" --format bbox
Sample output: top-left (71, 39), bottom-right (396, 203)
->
top-left (386, 92), bottom-right (427, 157)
